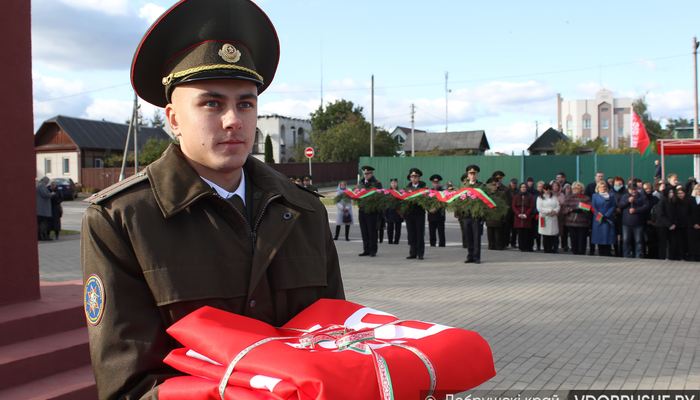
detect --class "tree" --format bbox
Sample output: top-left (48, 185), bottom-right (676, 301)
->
top-left (307, 99), bottom-right (399, 161)
top-left (632, 96), bottom-right (665, 144)
top-left (125, 108), bottom-right (147, 127)
top-left (150, 110), bottom-right (166, 128)
top-left (139, 138), bottom-right (174, 165)
top-left (310, 100), bottom-right (364, 131)
top-left (664, 117), bottom-right (691, 138)
top-left (264, 134), bottom-right (275, 163)
top-left (554, 137), bottom-right (585, 155)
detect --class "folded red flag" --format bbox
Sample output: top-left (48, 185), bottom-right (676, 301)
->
top-left (160, 299), bottom-right (495, 400)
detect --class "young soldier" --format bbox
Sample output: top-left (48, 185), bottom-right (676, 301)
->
top-left (463, 165), bottom-right (484, 263)
top-left (358, 165), bottom-right (382, 256)
top-left (428, 174), bottom-right (446, 247)
top-left (404, 168), bottom-right (427, 259)
top-left (81, 1), bottom-right (344, 398)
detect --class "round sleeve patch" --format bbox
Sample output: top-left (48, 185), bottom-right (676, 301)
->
top-left (84, 274), bottom-right (106, 326)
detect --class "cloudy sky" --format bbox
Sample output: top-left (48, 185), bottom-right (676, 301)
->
top-left (32, 0), bottom-right (700, 154)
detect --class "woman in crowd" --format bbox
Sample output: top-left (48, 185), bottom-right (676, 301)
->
top-left (563, 181), bottom-right (592, 255)
top-left (675, 186), bottom-right (689, 259)
top-left (513, 182), bottom-right (535, 252)
top-left (653, 180), bottom-right (665, 200)
top-left (591, 181), bottom-right (616, 256)
top-left (551, 181), bottom-right (566, 251)
top-left (642, 182), bottom-right (659, 259)
top-left (561, 183), bottom-right (572, 250)
top-left (384, 178), bottom-right (403, 245)
top-left (334, 181), bottom-right (353, 241)
top-left (656, 187), bottom-right (681, 260)
top-left (48, 180), bottom-right (64, 240)
top-left (687, 183), bottom-right (700, 261)
top-left (611, 176), bottom-right (626, 257)
top-left (685, 178), bottom-right (697, 195)
top-left (563, 183), bottom-right (572, 196)
top-left (536, 182), bottom-right (560, 253)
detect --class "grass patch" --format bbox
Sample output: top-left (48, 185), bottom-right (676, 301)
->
top-left (320, 198), bottom-right (336, 206)
top-left (59, 229), bottom-right (80, 235)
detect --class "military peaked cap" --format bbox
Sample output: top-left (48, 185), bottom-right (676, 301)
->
top-left (486, 177), bottom-right (499, 184)
top-left (466, 165), bottom-right (480, 173)
top-left (492, 170), bottom-right (505, 179)
top-left (361, 166), bottom-right (375, 173)
top-left (131, 0), bottom-right (280, 107)
top-left (429, 174), bottom-right (442, 182)
top-left (408, 168), bottom-right (423, 178)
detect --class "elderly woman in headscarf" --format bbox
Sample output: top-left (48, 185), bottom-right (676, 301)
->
top-left (334, 181), bottom-right (353, 241)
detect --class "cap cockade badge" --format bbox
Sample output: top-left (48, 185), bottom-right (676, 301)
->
top-left (219, 43), bottom-right (241, 63)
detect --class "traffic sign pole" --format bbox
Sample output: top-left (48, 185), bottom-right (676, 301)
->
top-left (304, 147), bottom-right (314, 183)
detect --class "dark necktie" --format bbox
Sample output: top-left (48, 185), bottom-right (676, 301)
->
top-left (229, 194), bottom-right (246, 221)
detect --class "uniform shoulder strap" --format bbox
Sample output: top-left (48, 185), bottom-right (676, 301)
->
top-left (84, 170), bottom-right (149, 205)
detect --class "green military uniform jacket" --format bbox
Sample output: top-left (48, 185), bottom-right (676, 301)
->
top-left (82, 145), bottom-right (344, 400)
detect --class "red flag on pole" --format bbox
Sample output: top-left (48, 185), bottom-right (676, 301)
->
top-left (631, 109), bottom-right (651, 160)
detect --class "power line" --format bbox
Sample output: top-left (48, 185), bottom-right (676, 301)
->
top-left (33, 83), bottom-right (131, 103)
top-left (32, 52), bottom-right (690, 102)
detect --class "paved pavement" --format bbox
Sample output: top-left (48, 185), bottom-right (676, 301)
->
top-left (38, 206), bottom-right (700, 394)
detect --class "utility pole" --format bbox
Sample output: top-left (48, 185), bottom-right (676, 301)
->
top-left (119, 93), bottom-right (137, 181)
top-left (411, 104), bottom-right (415, 157)
top-left (320, 40), bottom-right (323, 110)
top-left (445, 71), bottom-right (449, 132)
top-left (535, 121), bottom-right (539, 140)
top-left (134, 102), bottom-right (140, 174)
top-left (370, 74), bottom-right (374, 157)
top-left (694, 36), bottom-right (699, 178)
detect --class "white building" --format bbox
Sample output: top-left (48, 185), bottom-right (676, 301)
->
top-left (254, 114), bottom-right (312, 163)
top-left (557, 88), bottom-right (631, 148)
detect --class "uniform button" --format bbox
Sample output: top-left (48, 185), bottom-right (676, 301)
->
top-left (250, 300), bottom-right (257, 309)
top-left (283, 212), bottom-right (292, 220)
top-left (253, 192), bottom-right (262, 200)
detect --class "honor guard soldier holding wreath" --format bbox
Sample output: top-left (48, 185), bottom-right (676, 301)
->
top-left (80, 1), bottom-right (345, 398)
top-left (462, 165), bottom-right (485, 263)
top-left (404, 168), bottom-right (427, 259)
top-left (428, 174), bottom-right (447, 247)
top-left (358, 166), bottom-right (382, 257)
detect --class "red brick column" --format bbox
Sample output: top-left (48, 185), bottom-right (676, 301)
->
top-left (0, 0), bottom-right (41, 305)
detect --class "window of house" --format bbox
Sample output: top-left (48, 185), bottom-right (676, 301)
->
top-left (618, 127), bottom-right (624, 136)
top-left (567, 120), bottom-right (573, 130)
top-left (582, 119), bottom-right (591, 129)
top-left (95, 158), bottom-right (103, 168)
top-left (45, 158), bottom-right (52, 175)
top-left (397, 135), bottom-right (405, 144)
top-left (602, 119), bottom-right (609, 129)
top-left (602, 107), bottom-right (609, 112)
top-left (567, 130), bottom-right (572, 137)
top-left (602, 137), bottom-right (609, 146)
top-left (62, 158), bottom-right (70, 174)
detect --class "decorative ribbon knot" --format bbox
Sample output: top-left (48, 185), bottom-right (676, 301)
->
top-left (218, 321), bottom-right (437, 400)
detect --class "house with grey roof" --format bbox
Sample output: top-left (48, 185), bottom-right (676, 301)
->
top-left (402, 130), bottom-right (490, 155)
top-left (34, 115), bottom-right (170, 184)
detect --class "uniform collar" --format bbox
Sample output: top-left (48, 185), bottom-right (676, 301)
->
top-left (200, 170), bottom-right (246, 206)
top-left (148, 144), bottom-right (315, 218)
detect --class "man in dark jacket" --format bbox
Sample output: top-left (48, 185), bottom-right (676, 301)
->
top-left (404, 168), bottom-right (427, 259)
top-left (428, 174), bottom-right (446, 247)
top-left (358, 165), bottom-right (382, 256)
top-left (463, 165), bottom-right (484, 263)
top-left (81, 1), bottom-right (345, 398)
top-left (618, 182), bottom-right (651, 258)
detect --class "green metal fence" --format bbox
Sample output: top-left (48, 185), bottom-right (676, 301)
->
top-left (359, 154), bottom-right (694, 186)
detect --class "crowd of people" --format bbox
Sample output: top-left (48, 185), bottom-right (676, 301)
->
top-left (333, 163), bottom-right (700, 263)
